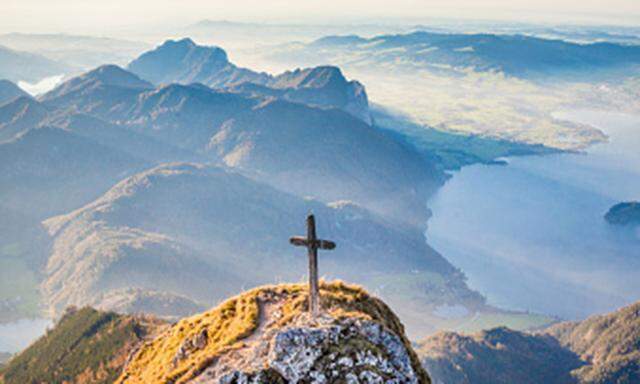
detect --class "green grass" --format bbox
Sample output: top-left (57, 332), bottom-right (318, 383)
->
top-left (0, 307), bottom-right (155, 384)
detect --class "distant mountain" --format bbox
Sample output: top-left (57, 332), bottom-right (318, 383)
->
top-left (0, 45), bottom-right (73, 83)
top-left (209, 98), bottom-right (441, 223)
top-left (40, 67), bottom-right (256, 150)
top-left (123, 83), bottom-right (256, 150)
top-left (128, 38), bottom-right (371, 123)
top-left (0, 126), bottom-right (147, 218)
top-left (419, 300), bottom-right (640, 384)
top-left (41, 163), bottom-right (479, 332)
top-left (127, 38), bottom-right (268, 87)
top-left (264, 65), bottom-right (370, 123)
top-left (604, 201), bottom-right (640, 226)
top-left (0, 96), bottom-right (48, 142)
top-left (272, 31), bottom-right (640, 80)
top-left (0, 33), bottom-right (150, 70)
top-left (0, 80), bottom-right (28, 105)
top-left (40, 64), bottom-right (153, 115)
top-left (94, 288), bottom-right (204, 320)
top-left (50, 112), bottom-right (201, 163)
top-left (2, 61), bottom-right (457, 332)
top-left (38, 65), bottom-right (435, 222)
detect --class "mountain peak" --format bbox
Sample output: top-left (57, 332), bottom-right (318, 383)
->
top-left (117, 281), bottom-right (430, 383)
top-left (163, 37), bottom-right (197, 48)
top-left (41, 64), bottom-right (152, 103)
top-left (270, 65), bottom-right (347, 89)
top-left (127, 38), bottom-right (230, 85)
top-left (84, 64), bottom-right (153, 88)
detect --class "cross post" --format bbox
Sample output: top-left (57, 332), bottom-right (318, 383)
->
top-left (290, 214), bottom-right (336, 319)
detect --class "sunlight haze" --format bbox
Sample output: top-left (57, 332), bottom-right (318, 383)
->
top-left (2, 0), bottom-right (640, 34)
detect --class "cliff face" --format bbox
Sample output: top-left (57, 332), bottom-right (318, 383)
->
top-left (118, 281), bottom-right (430, 384)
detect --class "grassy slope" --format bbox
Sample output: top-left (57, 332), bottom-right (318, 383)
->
top-left (547, 301), bottom-right (640, 384)
top-left (0, 307), bottom-right (162, 384)
top-left (118, 281), bottom-right (429, 384)
top-left (418, 327), bottom-right (582, 384)
top-left (419, 300), bottom-right (640, 384)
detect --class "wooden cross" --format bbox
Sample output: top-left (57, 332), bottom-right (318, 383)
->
top-left (290, 214), bottom-right (336, 318)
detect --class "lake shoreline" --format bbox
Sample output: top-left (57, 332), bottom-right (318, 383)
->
top-left (425, 109), bottom-right (640, 322)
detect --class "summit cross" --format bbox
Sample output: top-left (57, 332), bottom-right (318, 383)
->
top-left (290, 214), bottom-right (336, 319)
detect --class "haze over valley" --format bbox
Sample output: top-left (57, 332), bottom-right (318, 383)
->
top-left (0, 3), bottom-right (640, 382)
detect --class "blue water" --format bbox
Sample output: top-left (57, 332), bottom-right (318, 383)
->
top-left (426, 110), bottom-right (640, 319)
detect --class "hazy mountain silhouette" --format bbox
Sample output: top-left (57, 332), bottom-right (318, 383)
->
top-left (0, 45), bottom-right (74, 83)
top-left (128, 39), bottom-right (371, 122)
top-left (0, 96), bottom-right (48, 142)
top-left (42, 163), bottom-right (476, 326)
top-left (287, 31), bottom-right (640, 79)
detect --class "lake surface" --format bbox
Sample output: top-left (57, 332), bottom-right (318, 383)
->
top-left (426, 110), bottom-right (640, 320)
top-left (0, 318), bottom-right (50, 353)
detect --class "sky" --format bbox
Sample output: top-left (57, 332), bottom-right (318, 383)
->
top-left (2, 0), bottom-right (640, 35)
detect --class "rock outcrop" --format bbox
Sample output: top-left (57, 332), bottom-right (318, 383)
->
top-left (117, 281), bottom-right (431, 383)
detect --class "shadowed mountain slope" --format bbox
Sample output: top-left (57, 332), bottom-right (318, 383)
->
top-left (0, 126), bottom-right (147, 218)
top-left (0, 96), bottom-right (48, 142)
top-left (209, 98), bottom-right (442, 224)
top-left (419, 300), bottom-right (640, 384)
top-left (41, 163), bottom-right (479, 332)
top-left (36, 65), bottom-right (441, 224)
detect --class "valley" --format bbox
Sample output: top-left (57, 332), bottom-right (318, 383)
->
top-left (0, 18), bottom-right (639, 383)
top-left (427, 109), bottom-right (640, 320)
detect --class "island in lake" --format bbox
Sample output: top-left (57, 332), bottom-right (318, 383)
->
top-left (605, 201), bottom-right (640, 226)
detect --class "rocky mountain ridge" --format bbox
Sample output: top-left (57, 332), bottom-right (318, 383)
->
top-left (127, 38), bottom-right (371, 123)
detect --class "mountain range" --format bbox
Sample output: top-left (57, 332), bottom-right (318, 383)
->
top-left (0, 33), bottom-right (150, 70)
top-left (0, 45), bottom-right (73, 83)
top-left (0, 39), bottom-right (486, 338)
top-left (128, 38), bottom-right (371, 123)
top-left (268, 31), bottom-right (640, 80)
top-left (41, 162), bottom-right (477, 331)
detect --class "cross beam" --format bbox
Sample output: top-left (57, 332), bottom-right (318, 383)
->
top-left (290, 214), bottom-right (336, 318)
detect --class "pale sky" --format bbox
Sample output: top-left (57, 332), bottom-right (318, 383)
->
top-left (2, 0), bottom-right (640, 35)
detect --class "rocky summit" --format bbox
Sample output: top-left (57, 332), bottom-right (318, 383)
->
top-left (117, 281), bottom-right (430, 383)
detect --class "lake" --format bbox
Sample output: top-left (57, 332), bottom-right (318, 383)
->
top-left (426, 109), bottom-right (640, 320)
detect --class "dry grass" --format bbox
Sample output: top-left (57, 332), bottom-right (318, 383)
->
top-left (117, 280), bottom-right (428, 384)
